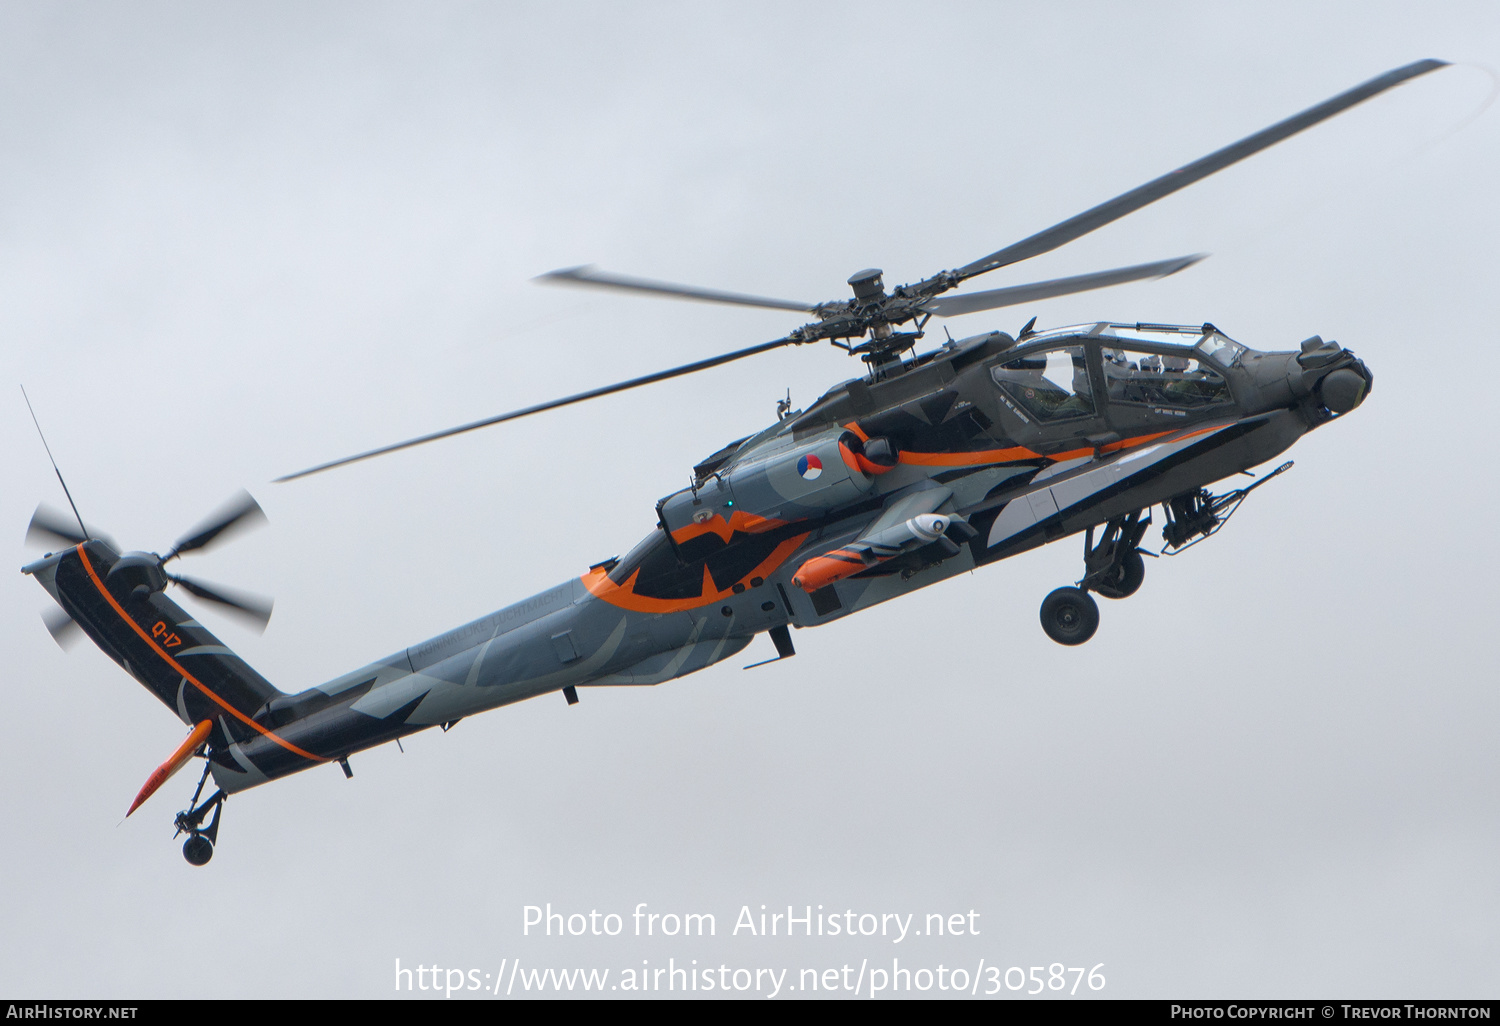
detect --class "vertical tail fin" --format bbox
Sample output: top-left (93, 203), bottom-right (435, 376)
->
top-left (31, 542), bottom-right (286, 736)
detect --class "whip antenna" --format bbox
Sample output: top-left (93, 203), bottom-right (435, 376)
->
top-left (20, 385), bottom-right (89, 542)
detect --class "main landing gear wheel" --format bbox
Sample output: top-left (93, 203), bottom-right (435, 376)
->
top-left (1094, 548), bottom-right (1145, 600)
top-left (1040, 586), bottom-right (1099, 646)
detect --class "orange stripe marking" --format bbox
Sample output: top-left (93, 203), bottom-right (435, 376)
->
top-left (897, 445), bottom-right (1040, 467)
top-left (582, 533), bottom-right (810, 614)
top-left (76, 546), bottom-right (321, 763)
top-left (670, 510), bottom-right (787, 545)
top-left (892, 426), bottom-right (1215, 468)
top-left (837, 441), bottom-right (863, 475)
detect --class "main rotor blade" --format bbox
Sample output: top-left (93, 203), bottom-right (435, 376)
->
top-left (538, 265), bottom-right (819, 313)
top-left (276, 334), bottom-right (802, 481)
top-left (954, 59), bottom-right (1448, 282)
top-left (922, 254), bottom-right (1206, 318)
top-left (167, 574), bottom-right (274, 632)
top-left (166, 491), bottom-right (266, 560)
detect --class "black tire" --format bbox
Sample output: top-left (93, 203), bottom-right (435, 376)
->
top-left (1095, 548), bottom-right (1146, 600)
top-left (183, 835), bottom-right (214, 866)
top-left (1040, 586), bottom-right (1100, 645)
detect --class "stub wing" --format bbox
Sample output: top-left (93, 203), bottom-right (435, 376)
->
top-left (978, 422), bottom-right (1245, 553)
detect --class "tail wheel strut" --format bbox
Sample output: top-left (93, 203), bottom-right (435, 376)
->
top-left (174, 757), bottom-right (226, 867)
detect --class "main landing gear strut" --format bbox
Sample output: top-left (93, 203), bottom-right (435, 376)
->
top-left (1039, 510), bottom-right (1152, 646)
top-left (1034, 463), bottom-right (1295, 645)
top-left (174, 757), bottom-right (226, 866)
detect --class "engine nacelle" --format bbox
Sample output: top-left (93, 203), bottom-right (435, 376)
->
top-left (659, 428), bottom-right (884, 538)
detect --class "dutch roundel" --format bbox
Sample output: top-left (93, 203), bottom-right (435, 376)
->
top-left (797, 454), bottom-right (823, 481)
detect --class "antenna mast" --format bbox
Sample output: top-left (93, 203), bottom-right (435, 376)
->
top-left (20, 385), bottom-right (90, 541)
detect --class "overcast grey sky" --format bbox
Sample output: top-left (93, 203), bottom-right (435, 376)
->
top-left (2, 1), bottom-right (1497, 1000)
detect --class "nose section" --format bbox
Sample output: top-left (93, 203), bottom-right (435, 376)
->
top-left (1281, 336), bottom-right (1373, 419)
top-left (1297, 336), bottom-right (1371, 416)
top-left (1317, 363), bottom-right (1372, 414)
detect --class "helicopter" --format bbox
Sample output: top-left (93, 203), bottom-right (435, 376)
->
top-left (22, 60), bottom-right (1444, 865)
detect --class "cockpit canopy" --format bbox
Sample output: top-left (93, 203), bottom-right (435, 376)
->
top-left (991, 345), bottom-right (1095, 421)
top-left (989, 323), bottom-right (1242, 420)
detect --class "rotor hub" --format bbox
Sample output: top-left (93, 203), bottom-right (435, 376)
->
top-left (105, 552), bottom-right (170, 597)
top-left (847, 268), bottom-right (887, 307)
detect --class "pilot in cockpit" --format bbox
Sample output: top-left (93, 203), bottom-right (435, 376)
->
top-left (994, 349), bottom-right (1094, 420)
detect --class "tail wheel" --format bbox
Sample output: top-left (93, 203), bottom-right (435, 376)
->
top-left (174, 772), bottom-right (224, 867)
top-left (182, 835), bottom-right (214, 866)
top-left (1094, 548), bottom-right (1146, 600)
top-left (1040, 586), bottom-right (1100, 645)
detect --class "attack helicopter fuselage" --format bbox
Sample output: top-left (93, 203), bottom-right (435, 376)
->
top-left (23, 321), bottom-right (1369, 797)
top-left (25, 57), bottom-right (1429, 864)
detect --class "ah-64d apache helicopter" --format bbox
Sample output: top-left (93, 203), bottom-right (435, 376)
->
top-left (24, 61), bottom-right (1445, 864)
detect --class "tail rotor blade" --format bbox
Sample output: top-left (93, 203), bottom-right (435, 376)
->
top-left (167, 574), bottom-right (274, 633)
top-left (167, 491), bottom-right (267, 560)
top-left (27, 504), bottom-right (115, 550)
top-left (41, 607), bottom-right (81, 650)
top-left (27, 504), bottom-right (88, 547)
